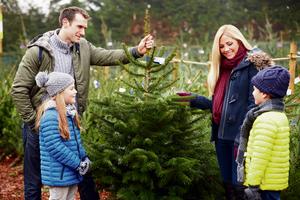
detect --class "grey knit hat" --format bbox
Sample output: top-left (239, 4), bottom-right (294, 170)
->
top-left (35, 72), bottom-right (74, 97)
top-left (251, 65), bottom-right (290, 98)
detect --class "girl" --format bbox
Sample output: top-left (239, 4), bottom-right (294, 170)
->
top-left (35, 71), bottom-right (90, 200)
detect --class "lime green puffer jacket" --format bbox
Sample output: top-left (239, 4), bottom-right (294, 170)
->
top-left (244, 111), bottom-right (290, 190)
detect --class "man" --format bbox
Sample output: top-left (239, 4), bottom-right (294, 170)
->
top-left (11, 6), bottom-right (154, 200)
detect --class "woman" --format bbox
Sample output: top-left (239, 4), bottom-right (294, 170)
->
top-left (188, 24), bottom-right (262, 199)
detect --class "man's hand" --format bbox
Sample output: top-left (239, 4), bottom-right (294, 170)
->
top-left (137, 34), bottom-right (154, 55)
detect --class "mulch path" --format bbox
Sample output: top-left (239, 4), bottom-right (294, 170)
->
top-left (0, 155), bottom-right (24, 200)
top-left (0, 154), bottom-right (109, 200)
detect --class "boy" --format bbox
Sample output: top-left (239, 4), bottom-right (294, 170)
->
top-left (236, 65), bottom-right (290, 200)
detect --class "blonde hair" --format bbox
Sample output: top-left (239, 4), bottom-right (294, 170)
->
top-left (207, 24), bottom-right (253, 96)
top-left (35, 93), bottom-right (81, 140)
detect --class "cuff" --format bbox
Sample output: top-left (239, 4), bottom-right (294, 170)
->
top-left (130, 47), bottom-right (143, 58)
top-left (81, 155), bottom-right (88, 161)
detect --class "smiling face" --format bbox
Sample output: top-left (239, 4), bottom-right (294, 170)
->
top-left (62, 84), bottom-right (77, 105)
top-left (60, 13), bottom-right (88, 44)
top-left (219, 34), bottom-right (240, 60)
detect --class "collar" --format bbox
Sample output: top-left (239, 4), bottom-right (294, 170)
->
top-left (255, 98), bottom-right (285, 113)
top-left (50, 30), bottom-right (73, 54)
top-left (27, 29), bottom-right (80, 56)
top-left (231, 56), bottom-right (250, 73)
top-left (44, 99), bottom-right (56, 111)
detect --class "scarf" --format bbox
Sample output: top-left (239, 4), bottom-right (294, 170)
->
top-left (66, 104), bottom-right (77, 117)
top-left (235, 98), bottom-right (285, 183)
top-left (44, 99), bottom-right (77, 117)
top-left (212, 43), bottom-right (247, 124)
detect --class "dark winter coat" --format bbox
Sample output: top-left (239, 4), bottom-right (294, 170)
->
top-left (190, 50), bottom-right (267, 142)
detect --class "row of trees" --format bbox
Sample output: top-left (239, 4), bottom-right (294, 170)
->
top-left (1, 0), bottom-right (300, 53)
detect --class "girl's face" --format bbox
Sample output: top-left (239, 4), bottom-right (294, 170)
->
top-left (219, 34), bottom-right (239, 59)
top-left (252, 86), bottom-right (269, 105)
top-left (63, 84), bottom-right (77, 105)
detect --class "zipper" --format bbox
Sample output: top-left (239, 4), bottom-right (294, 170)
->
top-left (71, 117), bottom-right (81, 156)
top-left (60, 166), bottom-right (65, 180)
top-left (71, 118), bottom-right (82, 180)
top-left (70, 117), bottom-right (82, 180)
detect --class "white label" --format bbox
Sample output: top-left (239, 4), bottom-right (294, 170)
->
top-left (153, 57), bottom-right (165, 64)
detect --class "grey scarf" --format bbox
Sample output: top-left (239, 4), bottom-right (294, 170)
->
top-left (44, 99), bottom-right (77, 117)
top-left (235, 98), bottom-right (285, 183)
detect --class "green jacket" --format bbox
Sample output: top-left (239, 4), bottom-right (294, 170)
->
top-left (11, 29), bottom-right (140, 124)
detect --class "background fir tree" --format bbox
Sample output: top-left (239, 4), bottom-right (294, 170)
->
top-left (83, 9), bottom-right (221, 200)
top-left (280, 83), bottom-right (300, 200)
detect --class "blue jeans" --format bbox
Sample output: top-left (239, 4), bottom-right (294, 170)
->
top-left (215, 139), bottom-right (238, 185)
top-left (261, 191), bottom-right (281, 200)
top-left (22, 123), bottom-right (100, 200)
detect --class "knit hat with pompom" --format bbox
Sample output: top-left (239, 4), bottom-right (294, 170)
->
top-left (35, 71), bottom-right (74, 97)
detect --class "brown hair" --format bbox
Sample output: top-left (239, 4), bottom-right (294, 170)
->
top-left (59, 6), bottom-right (90, 27)
top-left (35, 93), bottom-right (81, 140)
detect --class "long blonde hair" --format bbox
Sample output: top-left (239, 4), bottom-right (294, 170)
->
top-left (207, 24), bottom-right (253, 96)
top-left (35, 93), bottom-right (81, 140)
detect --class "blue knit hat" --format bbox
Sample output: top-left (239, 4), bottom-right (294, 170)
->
top-left (35, 72), bottom-right (74, 97)
top-left (251, 65), bottom-right (290, 98)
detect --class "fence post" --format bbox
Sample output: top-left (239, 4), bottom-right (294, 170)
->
top-left (103, 66), bottom-right (110, 80)
top-left (172, 52), bottom-right (180, 81)
top-left (0, 4), bottom-right (3, 55)
top-left (288, 41), bottom-right (297, 94)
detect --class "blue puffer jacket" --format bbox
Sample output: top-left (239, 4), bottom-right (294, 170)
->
top-left (190, 53), bottom-right (258, 142)
top-left (39, 108), bottom-right (87, 186)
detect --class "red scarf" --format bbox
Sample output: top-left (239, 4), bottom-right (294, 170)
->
top-left (212, 43), bottom-right (247, 125)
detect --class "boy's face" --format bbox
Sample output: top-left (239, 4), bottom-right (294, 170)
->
top-left (252, 86), bottom-right (270, 105)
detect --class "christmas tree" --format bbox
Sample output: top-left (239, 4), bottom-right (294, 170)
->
top-left (83, 8), bottom-right (219, 200)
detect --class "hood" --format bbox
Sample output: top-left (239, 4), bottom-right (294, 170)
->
top-left (247, 48), bottom-right (274, 71)
top-left (27, 29), bottom-right (58, 57)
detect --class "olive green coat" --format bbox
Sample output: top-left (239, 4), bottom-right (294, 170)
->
top-left (11, 29), bottom-right (139, 124)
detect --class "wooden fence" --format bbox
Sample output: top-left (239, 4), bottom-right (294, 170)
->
top-left (101, 42), bottom-right (299, 94)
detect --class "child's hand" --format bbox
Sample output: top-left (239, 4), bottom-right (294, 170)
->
top-left (244, 186), bottom-right (262, 200)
